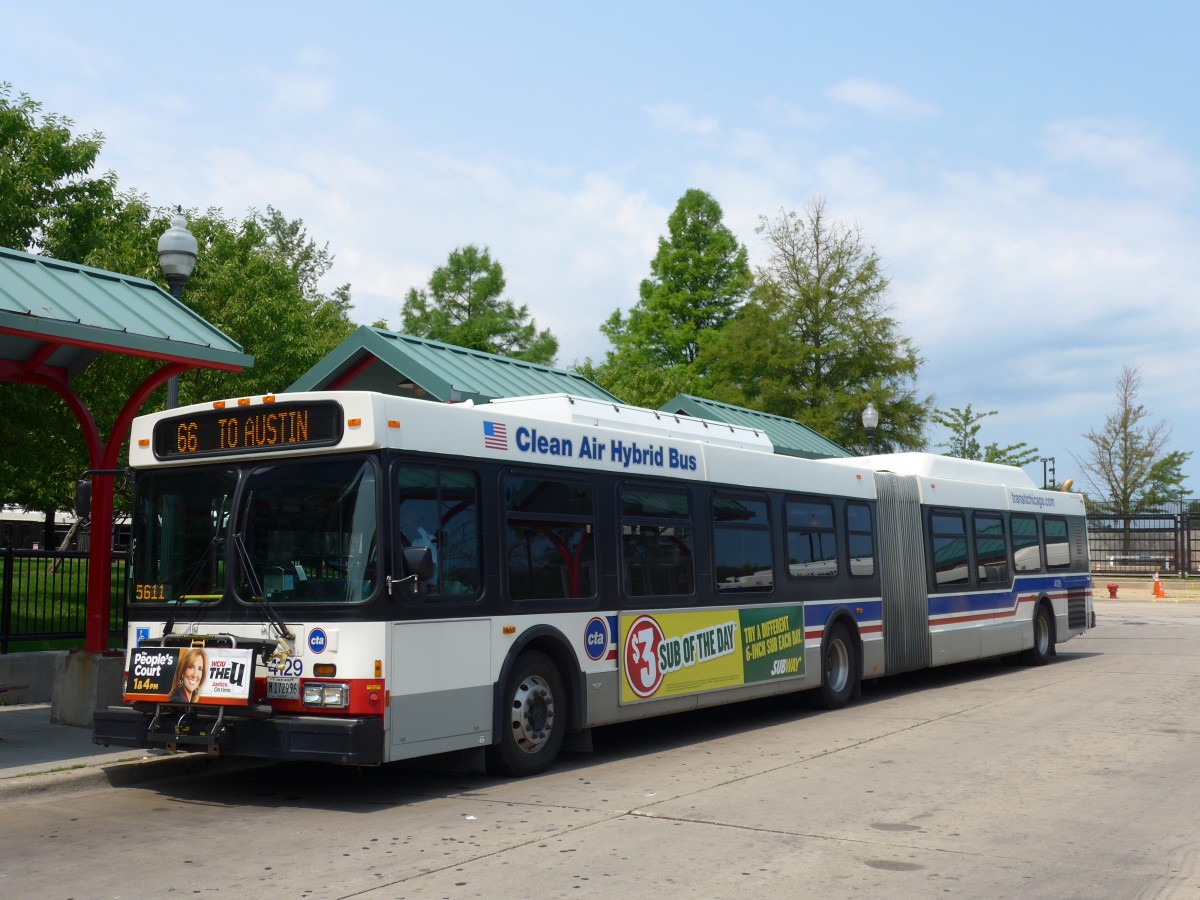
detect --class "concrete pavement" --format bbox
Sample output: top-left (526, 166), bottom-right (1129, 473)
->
top-left (0, 702), bottom-right (237, 800)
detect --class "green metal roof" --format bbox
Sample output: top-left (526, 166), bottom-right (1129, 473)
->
top-left (660, 394), bottom-right (851, 459)
top-left (0, 246), bottom-right (252, 381)
top-left (288, 326), bottom-right (617, 403)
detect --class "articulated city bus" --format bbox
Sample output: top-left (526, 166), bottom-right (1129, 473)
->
top-left (93, 391), bottom-right (1093, 776)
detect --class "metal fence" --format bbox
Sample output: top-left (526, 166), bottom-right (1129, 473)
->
top-left (1086, 511), bottom-right (1200, 576)
top-left (1, 547), bottom-right (126, 653)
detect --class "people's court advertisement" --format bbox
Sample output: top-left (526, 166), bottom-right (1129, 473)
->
top-left (124, 645), bottom-right (255, 706)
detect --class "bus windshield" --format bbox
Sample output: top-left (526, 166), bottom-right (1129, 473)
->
top-left (131, 457), bottom-right (379, 605)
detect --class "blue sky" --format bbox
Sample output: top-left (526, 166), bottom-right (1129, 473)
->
top-left (6, 2), bottom-right (1200, 493)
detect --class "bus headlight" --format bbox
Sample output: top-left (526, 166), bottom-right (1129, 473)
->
top-left (302, 682), bottom-right (349, 708)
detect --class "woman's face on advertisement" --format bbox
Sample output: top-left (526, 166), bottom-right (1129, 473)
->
top-left (183, 656), bottom-right (203, 693)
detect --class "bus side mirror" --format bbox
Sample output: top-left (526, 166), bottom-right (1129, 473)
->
top-left (75, 479), bottom-right (92, 519)
top-left (388, 546), bottom-right (436, 598)
top-left (402, 546), bottom-right (436, 581)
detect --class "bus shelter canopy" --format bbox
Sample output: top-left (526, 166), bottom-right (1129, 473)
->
top-left (289, 326), bottom-right (618, 403)
top-left (0, 246), bottom-right (253, 651)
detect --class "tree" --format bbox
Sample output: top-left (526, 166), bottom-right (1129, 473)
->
top-left (2, 189), bottom-right (358, 516)
top-left (931, 404), bottom-right (1039, 467)
top-left (44, 193), bottom-right (356, 404)
top-left (602, 189), bottom-right (752, 371)
top-left (1, 85), bottom-right (118, 530)
top-left (400, 245), bottom-right (557, 364)
top-left (0, 83), bottom-right (115, 251)
top-left (573, 357), bottom-right (699, 411)
top-left (699, 198), bottom-right (929, 452)
top-left (1075, 365), bottom-right (1190, 515)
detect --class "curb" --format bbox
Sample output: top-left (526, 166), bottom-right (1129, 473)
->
top-left (0, 751), bottom-right (259, 802)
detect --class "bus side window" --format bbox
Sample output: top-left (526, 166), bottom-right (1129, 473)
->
top-left (785, 497), bottom-right (838, 578)
top-left (1043, 517), bottom-right (1071, 570)
top-left (504, 474), bottom-right (596, 601)
top-left (396, 465), bottom-right (481, 598)
top-left (846, 501), bottom-right (874, 577)
top-left (930, 510), bottom-right (969, 587)
top-left (713, 493), bottom-right (773, 593)
top-left (620, 486), bottom-right (695, 599)
top-left (974, 513), bottom-right (1008, 584)
top-left (1012, 514), bottom-right (1041, 572)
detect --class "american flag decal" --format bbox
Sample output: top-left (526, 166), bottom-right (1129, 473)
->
top-left (483, 420), bottom-right (508, 450)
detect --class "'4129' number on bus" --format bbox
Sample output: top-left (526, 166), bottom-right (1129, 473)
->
top-left (267, 656), bottom-right (303, 677)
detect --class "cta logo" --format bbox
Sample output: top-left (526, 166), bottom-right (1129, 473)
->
top-left (308, 627), bottom-right (328, 654)
top-left (584, 617), bottom-right (609, 661)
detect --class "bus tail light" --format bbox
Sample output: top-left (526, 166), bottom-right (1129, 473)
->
top-left (302, 682), bottom-right (349, 708)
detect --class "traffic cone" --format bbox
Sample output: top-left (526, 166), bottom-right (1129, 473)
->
top-left (1153, 572), bottom-right (1166, 599)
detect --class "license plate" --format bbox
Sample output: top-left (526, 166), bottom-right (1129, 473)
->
top-left (267, 677), bottom-right (299, 700)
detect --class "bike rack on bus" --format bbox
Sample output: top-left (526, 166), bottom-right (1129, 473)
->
top-left (136, 632), bottom-right (277, 756)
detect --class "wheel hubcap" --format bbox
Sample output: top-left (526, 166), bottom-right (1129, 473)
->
top-left (826, 639), bottom-right (849, 693)
top-left (509, 674), bottom-right (555, 754)
top-left (1036, 612), bottom-right (1050, 654)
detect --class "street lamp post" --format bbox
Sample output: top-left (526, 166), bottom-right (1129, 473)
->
top-left (1039, 457), bottom-right (1056, 489)
top-left (861, 402), bottom-right (879, 455)
top-left (157, 208), bottom-right (198, 408)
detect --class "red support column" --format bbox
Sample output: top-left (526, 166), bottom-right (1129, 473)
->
top-left (84, 472), bottom-right (115, 652)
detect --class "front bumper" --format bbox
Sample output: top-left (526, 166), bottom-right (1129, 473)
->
top-left (93, 704), bottom-right (384, 765)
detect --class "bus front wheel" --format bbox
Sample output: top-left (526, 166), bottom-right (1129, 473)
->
top-left (487, 650), bottom-right (565, 777)
top-left (813, 621), bottom-right (858, 710)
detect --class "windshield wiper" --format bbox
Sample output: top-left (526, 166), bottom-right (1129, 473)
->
top-left (232, 529), bottom-right (295, 643)
top-left (164, 494), bottom-right (228, 636)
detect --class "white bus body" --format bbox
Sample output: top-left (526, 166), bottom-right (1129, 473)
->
top-left (94, 392), bottom-right (1092, 775)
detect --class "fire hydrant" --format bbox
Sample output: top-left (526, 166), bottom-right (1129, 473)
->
top-left (1107, 583), bottom-right (1119, 599)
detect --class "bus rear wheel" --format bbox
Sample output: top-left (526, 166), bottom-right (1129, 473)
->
top-left (1020, 602), bottom-right (1056, 666)
top-left (813, 621), bottom-right (858, 710)
top-left (487, 650), bottom-right (565, 777)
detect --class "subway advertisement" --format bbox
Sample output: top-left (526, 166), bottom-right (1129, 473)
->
top-left (620, 606), bottom-right (806, 703)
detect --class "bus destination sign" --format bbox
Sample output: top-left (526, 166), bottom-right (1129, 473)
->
top-left (153, 400), bottom-right (344, 459)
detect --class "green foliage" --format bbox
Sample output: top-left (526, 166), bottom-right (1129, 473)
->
top-left (602, 189), bottom-right (752, 371)
top-left (699, 199), bottom-right (929, 452)
top-left (573, 357), bottom-right (698, 410)
top-left (2, 184), bottom-right (357, 514)
top-left (931, 404), bottom-right (1039, 467)
top-left (0, 83), bottom-right (116, 251)
top-left (46, 193), bottom-right (357, 405)
top-left (400, 245), bottom-right (558, 364)
top-left (1075, 365), bottom-right (1190, 514)
top-left (0, 384), bottom-right (80, 512)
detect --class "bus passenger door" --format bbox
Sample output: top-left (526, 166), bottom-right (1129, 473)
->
top-left (387, 620), bottom-right (493, 761)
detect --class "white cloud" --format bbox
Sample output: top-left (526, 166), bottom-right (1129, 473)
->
top-left (646, 103), bottom-right (720, 135)
top-left (826, 78), bottom-right (939, 119)
top-left (1042, 119), bottom-right (1197, 196)
top-left (757, 96), bottom-right (825, 129)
